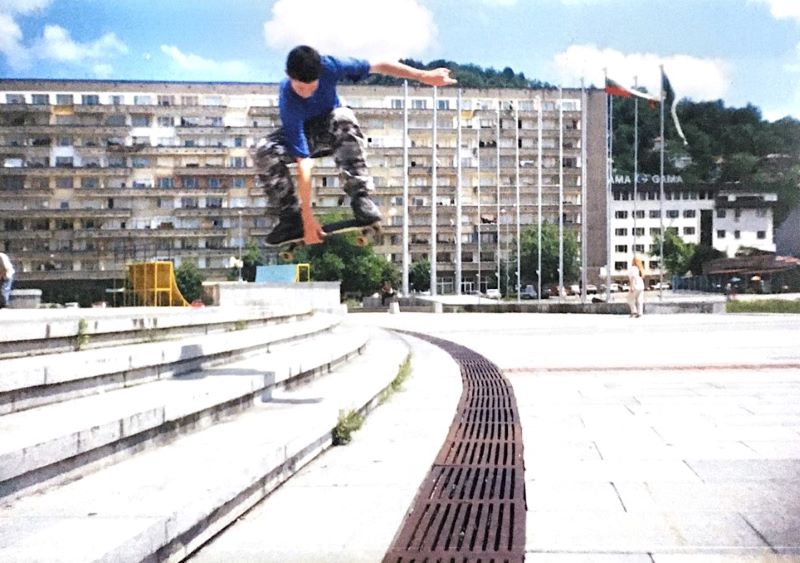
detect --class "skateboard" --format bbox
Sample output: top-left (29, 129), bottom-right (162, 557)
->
top-left (268, 218), bottom-right (381, 261)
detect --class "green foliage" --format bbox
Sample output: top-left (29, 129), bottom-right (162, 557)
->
top-left (611, 96), bottom-right (800, 226)
top-left (518, 223), bottom-right (579, 285)
top-left (174, 261), bottom-right (205, 302)
top-left (75, 318), bottom-right (89, 351)
top-left (727, 299), bottom-right (800, 314)
top-left (650, 229), bottom-right (695, 277)
top-left (348, 58), bottom-right (554, 89)
top-left (332, 409), bottom-right (364, 446)
top-left (379, 354), bottom-right (412, 405)
top-left (409, 259), bottom-right (431, 293)
top-left (288, 213), bottom-right (400, 298)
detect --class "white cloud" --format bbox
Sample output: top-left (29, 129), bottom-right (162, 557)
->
top-left (36, 25), bottom-right (127, 62)
top-left (92, 63), bottom-right (113, 78)
top-left (0, 2), bottom-right (127, 74)
top-left (0, 0), bottom-right (51, 14)
top-left (263, 0), bottom-right (437, 62)
top-left (161, 45), bottom-right (249, 77)
top-left (553, 44), bottom-right (731, 102)
top-left (749, 0), bottom-right (800, 22)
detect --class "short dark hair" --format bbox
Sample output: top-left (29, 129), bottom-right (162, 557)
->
top-left (286, 45), bottom-right (321, 83)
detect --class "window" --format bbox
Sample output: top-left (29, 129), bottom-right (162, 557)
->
top-left (667, 210), bottom-right (679, 219)
top-left (158, 177), bottom-right (174, 189)
top-left (56, 94), bottom-right (74, 105)
top-left (56, 177), bottom-right (74, 189)
top-left (391, 99), bottom-right (403, 109)
top-left (683, 227), bottom-right (695, 235)
top-left (55, 157), bottom-right (74, 168)
top-left (229, 157), bottom-right (246, 168)
top-left (158, 95), bottom-right (174, 106)
top-left (716, 208), bottom-right (726, 218)
top-left (633, 228), bottom-right (645, 237)
top-left (131, 115), bottom-right (151, 127)
top-left (412, 99), bottom-right (427, 109)
top-left (233, 177), bottom-right (246, 188)
top-left (650, 227), bottom-right (661, 236)
top-left (437, 99), bottom-right (449, 110)
top-left (614, 228), bottom-right (628, 236)
top-left (234, 137), bottom-right (244, 148)
top-left (683, 209), bottom-right (696, 218)
top-left (58, 136), bottom-right (73, 146)
top-left (634, 244), bottom-right (645, 253)
top-left (757, 231), bottom-right (766, 239)
top-left (204, 96), bottom-right (223, 106)
top-left (6, 93), bottom-right (25, 104)
top-left (649, 260), bottom-right (660, 269)
top-left (734, 230), bottom-right (741, 239)
top-left (134, 95), bottom-right (152, 105)
top-left (131, 157), bottom-right (150, 169)
top-left (649, 210), bottom-right (660, 218)
top-left (111, 95), bottom-right (124, 105)
top-left (614, 261), bottom-right (627, 271)
top-left (157, 116), bottom-right (174, 127)
top-left (181, 197), bottom-right (199, 209)
top-left (206, 197), bottom-right (223, 208)
top-left (182, 177), bottom-right (198, 189)
top-left (32, 94), bottom-right (49, 105)
top-left (181, 95), bottom-right (198, 106)
top-left (614, 245), bottom-right (628, 253)
top-left (207, 177), bottom-right (222, 189)
top-left (81, 177), bottom-right (98, 189)
top-left (615, 211), bottom-right (628, 219)
top-left (634, 210), bottom-right (645, 219)
top-left (82, 95), bottom-right (99, 105)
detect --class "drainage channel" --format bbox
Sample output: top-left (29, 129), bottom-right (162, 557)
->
top-left (384, 332), bottom-right (526, 563)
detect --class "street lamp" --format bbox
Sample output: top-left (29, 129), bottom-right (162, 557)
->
top-left (237, 210), bottom-right (243, 282)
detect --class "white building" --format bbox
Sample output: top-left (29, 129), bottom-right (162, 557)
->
top-left (609, 175), bottom-right (776, 282)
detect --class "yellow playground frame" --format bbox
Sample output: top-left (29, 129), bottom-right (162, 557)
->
top-left (127, 261), bottom-right (189, 307)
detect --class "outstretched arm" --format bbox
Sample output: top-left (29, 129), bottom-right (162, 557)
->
top-left (370, 61), bottom-right (457, 87)
top-left (296, 157), bottom-right (325, 244)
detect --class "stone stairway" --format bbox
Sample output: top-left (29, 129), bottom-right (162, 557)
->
top-left (0, 306), bottom-right (410, 562)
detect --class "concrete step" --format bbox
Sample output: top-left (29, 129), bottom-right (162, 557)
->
top-left (0, 304), bottom-right (312, 359)
top-left (0, 327), bottom-right (409, 563)
top-left (0, 325), bottom-right (368, 501)
top-left (0, 313), bottom-right (343, 415)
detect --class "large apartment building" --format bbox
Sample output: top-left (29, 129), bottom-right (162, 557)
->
top-left (0, 79), bottom-right (608, 298)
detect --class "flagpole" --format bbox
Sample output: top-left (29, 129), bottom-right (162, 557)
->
top-left (605, 69), bottom-right (613, 303)
top-left (496, 100), bottom-right (501, 295)
top-left (402, 80), bottom-right (409, 296)
top-left (633, 75), bottom-right (639, 262)
top-left (515, 99), bottom-right (521, 302)
top-left (558, 86), bottom-right (564, 302)
top-left (659, 65), bottom-right (666, 301)
top-left (431, 86), bottom-right (438, 296)
top-left (456, 88), bottom-right (463, 295)
top-left (477, 122), bottom-right (481, 296)
top-left (537, 95), bottom-right (543, 301)
top-left (580, 78), bottom-right (588, 305)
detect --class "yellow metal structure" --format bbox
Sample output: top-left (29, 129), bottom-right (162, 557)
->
top-left (127, 261), bottom-right (189, 306)
top-left (296, 263), bottom-right (311, 282)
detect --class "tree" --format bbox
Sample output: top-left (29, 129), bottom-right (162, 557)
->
top-left (409, 260), bottom-right (430, 293)
top-left (650, 230), bottom-right (695, 277)
top-left (175, 261), bottom-right (204, 302)
top-left (289, 215), bottom-right (400, 298)
top-left (518, 223), bottom-right (579, 286)
top-left (228, 241), bottom-right (265, 282)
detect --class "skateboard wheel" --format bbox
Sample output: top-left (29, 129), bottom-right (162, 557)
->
top-left (280, 251), bottom-right (294, 261)
top-left (355, 235), bottom-right (369, 246)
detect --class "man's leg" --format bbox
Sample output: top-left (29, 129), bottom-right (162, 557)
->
top-left (329, 107), bottom-right (382, 223)
top-left (253, 130), bottom-right (303, 244)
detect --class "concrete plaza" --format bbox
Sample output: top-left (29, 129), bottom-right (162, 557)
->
top-left (194, 311), bottom-right (800, 562)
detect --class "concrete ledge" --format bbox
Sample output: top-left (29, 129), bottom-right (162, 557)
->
top-left (7, 289), bottom-right (41, 309)
top-left (0, 328), bottom-right (369, 497)
top-left (0, 314), bottom-right (342, 414)
top-left (204, 282), bottom-right (344, 314)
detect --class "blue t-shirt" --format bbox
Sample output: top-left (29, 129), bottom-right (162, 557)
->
top-left (279, 55), bottom-right (371, 158)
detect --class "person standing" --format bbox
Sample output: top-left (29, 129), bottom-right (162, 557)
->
top-left (255, 45), bottom-right (456, 246)
top-left (0, 251), bottom-right (15, 308)
top-left (627, 256), bottom-right (645, 317)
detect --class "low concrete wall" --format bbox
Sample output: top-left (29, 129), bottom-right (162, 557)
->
top-left (7, 289), bottom-right (42, 309)
top-left (204, 281), bottom-right (345, 314)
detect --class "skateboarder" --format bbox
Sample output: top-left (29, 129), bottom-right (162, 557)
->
top-left (254, 45), bottom-right (456, 246)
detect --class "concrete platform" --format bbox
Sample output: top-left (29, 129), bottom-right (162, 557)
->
top-left (189, 312), bottom-right (800, 561)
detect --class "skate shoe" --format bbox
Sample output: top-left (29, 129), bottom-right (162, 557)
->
top-left (265, 212), bottom-right (303, 245)
top-left (350, 195), bottom-right (382, 225)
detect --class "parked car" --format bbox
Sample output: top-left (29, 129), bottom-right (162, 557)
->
top-left (586, 284), bottom-right (598, 295)
top-left (485, 288), bottom-right (502, 299)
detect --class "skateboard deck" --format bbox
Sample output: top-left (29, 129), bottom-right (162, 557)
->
top-left (268, 218), bottom-right (381, 261)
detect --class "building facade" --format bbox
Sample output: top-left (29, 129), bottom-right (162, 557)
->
top-left (610, 175), bottom-right (776, 282)
top-left (0, 79), bottom-right (608, 296)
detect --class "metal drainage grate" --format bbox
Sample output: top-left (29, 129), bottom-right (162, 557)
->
top-left (384, 332), bottom-right (526, 563)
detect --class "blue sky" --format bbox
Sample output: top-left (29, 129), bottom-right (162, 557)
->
top-left (0, 0), bottom-right (798, 121)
